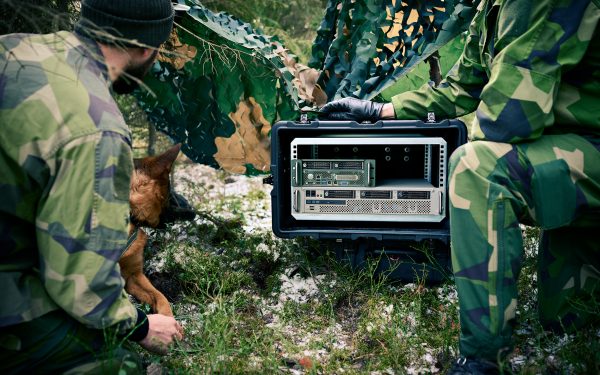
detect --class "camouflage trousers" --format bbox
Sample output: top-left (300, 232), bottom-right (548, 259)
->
top-left (448, 133), bottom-right (600, 361)
top-left (0, 310), bottom-right (141, 374)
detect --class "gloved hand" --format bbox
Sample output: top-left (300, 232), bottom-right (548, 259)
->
top-left (318, 97), bottom-right (385, 123)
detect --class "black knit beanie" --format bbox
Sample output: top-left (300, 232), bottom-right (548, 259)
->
top-left (75, 0), bottom-right (174, 48)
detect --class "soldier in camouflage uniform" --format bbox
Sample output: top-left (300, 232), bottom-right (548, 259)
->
top-left (321, 0), bottom-right (600, 372)
top-left (0, 0), bottom-right (183, 373)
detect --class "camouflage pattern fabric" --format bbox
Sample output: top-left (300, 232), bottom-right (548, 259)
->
top-left (449, 135), bottom-right (600, 360)
top-left (308, 0), bottom-right (481, 101)
top-left (135, 0), bottom-right (302, 174)
top-left (388, 0), bottom-right (600, 360)
top-left (392, 0), bottom-right (600, 142)
top-left (0, 310), bottom-right (141, 374)
top-left (0, 31), bottom-right (138, 335)
top-left (136, 0), bottom-right (479, 174)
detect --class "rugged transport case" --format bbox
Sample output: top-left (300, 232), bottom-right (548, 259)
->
top-left (269, 119), bottom-right (467, 282)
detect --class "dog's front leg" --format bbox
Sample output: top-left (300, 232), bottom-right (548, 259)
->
top-left (126, 272), bottom-right (173, 317)
top-left (120, 227), bottom-right (173, 317)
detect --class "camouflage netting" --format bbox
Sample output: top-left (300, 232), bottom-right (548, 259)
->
top-left (309, 0), bottom-right (481, 102)
top-left (135, 0), bottom-right (322, 174)
top-left (136, 0), bottom-right (480, 173)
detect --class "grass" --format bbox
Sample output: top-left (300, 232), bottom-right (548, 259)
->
top-left (127, 162), bottom-right (600, 374)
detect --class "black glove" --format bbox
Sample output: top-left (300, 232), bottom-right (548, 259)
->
top-left (318, 97), bottom-right (385, 122)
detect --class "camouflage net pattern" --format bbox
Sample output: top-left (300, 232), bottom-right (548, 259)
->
top-left (135, 0), bottom-right (321, 174)
top-left (136, 0), bottom-right (479, 173)
top-left (308, 0), bottom-right (480, 102)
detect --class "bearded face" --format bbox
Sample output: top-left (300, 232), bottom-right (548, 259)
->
top-left (111, 49), bottom-right (159, 95)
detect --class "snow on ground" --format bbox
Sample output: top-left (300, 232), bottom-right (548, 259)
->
top-left (161, 162), bottom-right (575, 373)
top-left (172, 162), bottom-right (273, 234)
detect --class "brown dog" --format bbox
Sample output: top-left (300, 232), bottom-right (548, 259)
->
top-left (119, 143), bottom-right (182, 317)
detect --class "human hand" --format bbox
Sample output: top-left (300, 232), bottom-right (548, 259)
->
top-left (138, 314), bottom-right (184, 355)
top-left (318, 97), bottom-right (387, 122)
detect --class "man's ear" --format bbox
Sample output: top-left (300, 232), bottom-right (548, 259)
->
top-left (140, 47), bottom-right (155, 60)
top-left (129, 47), bottom-right (154, 61)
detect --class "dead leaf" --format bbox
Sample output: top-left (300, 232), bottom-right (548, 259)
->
top-left (298, 356), bottom-right (313, 369)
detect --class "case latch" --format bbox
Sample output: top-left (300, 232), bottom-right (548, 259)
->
top-left (426, 112), bottom-right (436, 123)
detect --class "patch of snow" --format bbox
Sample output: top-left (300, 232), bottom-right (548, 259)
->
top-left (256, 242), bottom-right (280, 262)
top-left (278, 273), bottom-right (326, 304)
top-left (172, 163), bottom-right (273, 234)
top-left (404, 345), bottom-right (440, 374)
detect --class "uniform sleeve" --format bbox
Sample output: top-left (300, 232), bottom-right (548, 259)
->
top-left (468, 0), bottom-right (599, 142)
top-left (391, 5), bottom-right (488, 121)
top-left (35, 129), bottom-right (138, 333)
top-left (393, 0), bottom-right (600, 143)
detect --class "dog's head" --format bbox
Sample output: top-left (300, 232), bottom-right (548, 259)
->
top-left (130, 143), bottom-right (181, 228)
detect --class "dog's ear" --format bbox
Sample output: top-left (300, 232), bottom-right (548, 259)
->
top-left (148, 143), bottom-right (181, 178)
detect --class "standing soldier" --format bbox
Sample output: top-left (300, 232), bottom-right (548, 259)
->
top-left (0, 0), bottom-right (183, 373)
top-left (320, 0), bottom-right (600, 373)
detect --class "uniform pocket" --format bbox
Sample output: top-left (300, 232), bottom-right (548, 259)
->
top-left (531, 159), bottom-right (576, 229)
top-left (482, 3), bottom-right (500, 62)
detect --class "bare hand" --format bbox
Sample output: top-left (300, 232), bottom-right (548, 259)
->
top-left (138, 314), bottom-right (184, 355)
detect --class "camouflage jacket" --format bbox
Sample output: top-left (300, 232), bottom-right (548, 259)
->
top-left (0, 31), bottom-right (139, 332)
top-left (392, 0), bottom-right (600, 142)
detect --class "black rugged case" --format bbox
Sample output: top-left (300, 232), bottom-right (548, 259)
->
top-left (270, 119), bottom-right (468, 243)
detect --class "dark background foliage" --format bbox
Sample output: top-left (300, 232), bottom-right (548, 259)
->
top-left (0, 0), bottom-right (327, 64)
top-left (0, 0), bottom-right (78, 35)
